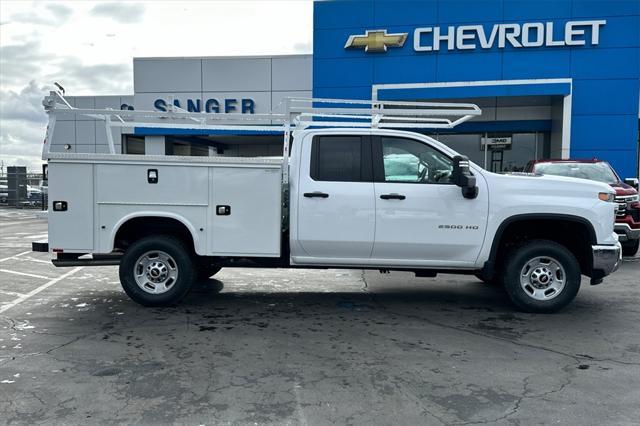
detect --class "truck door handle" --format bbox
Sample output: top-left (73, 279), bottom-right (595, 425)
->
top-left (304, 192), bottom-right (329, 198)
top-left (380, 193), bottom-right (406, 200)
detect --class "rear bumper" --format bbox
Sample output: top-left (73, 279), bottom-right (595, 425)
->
top-left (591, 243), bottom-right (622, 283)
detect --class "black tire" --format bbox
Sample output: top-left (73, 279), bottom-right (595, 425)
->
top-left (502, 240), bottom-right (581, 313)
top-left (474, 272), bottom-right (503, 286)
top-left (197, 262), bottom-right (222, 280)
top-left (119, 235), bottom-right (196, 307)
top-left (622, 239), bottom-right (639, 257)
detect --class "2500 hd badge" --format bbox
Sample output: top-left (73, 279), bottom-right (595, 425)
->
top-left (439, 224), bottom-right (480, 230)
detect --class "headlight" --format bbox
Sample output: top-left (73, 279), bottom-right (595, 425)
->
top-left (627, 194), bottom-right (639, 202)
top-left (598, 192), bottom-right (615, 202)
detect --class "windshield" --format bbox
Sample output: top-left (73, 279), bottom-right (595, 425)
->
top-left (534, 162), bottom-right (618, 184)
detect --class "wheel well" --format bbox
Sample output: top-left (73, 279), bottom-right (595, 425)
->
top-left (489, 217), bottom-right (595, 277)
top-left (114, 217), bottom-right (195, 253)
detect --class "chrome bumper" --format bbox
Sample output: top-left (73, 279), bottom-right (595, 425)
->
top-left (614, 223), bottom-right (640, 242)
top-left (592, 243), bottom-right (622, 278)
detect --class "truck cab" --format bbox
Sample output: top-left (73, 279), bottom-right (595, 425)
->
top-left (289, 129), bottom-right (489, 268)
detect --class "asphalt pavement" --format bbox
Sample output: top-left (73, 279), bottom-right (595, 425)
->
top-left (0, 207), bottom-right (639, 425)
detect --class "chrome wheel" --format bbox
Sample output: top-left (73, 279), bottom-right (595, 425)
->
top-left (519, 256), bottom-right (566, 301)
top-left (134, 250), bottom-right (179, 294)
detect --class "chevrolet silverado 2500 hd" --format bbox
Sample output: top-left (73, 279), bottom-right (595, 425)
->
top-left (34, 94), bottom-right (622, 313)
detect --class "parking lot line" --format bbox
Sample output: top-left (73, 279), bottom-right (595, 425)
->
top-left (0, 269), bottom-right (54, 280)
top-left (0, 289), bottom-right (26, 298)
top-left (0, 267), bottom-right (82, 314)
top-left (22, 234), bottom-right (48, 240)
top-left (0, 251), bottom-right (30, 263)
top-left (13, 256), bottom-right (52, 265)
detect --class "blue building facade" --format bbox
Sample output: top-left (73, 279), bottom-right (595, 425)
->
top-left (313, 0), bottom-right (640, 177)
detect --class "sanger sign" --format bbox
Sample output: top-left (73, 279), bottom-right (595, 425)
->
top-left (345, 20), bottom-right (606, 53)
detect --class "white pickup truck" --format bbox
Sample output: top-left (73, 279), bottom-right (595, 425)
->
top-left (35, 94), bottom-right (622, 313)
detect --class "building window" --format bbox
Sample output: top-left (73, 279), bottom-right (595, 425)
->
top-left (123, 135), bottom-right (145, 154)
top-left (165, 137), bottom-right (210, 156)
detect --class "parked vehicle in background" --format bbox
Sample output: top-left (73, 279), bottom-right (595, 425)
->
top-left (26, 185), bottom-right (43, 206)
top-left (526, 159), bottom-right (640, 256)
top-left (0, 184), bottom-right (7, 203)
top-left (39, 179), bottom-right (48, 196)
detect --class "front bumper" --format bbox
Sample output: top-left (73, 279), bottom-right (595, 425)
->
top-left (614, 222), bottom-right (640, 242)
top-left (591, 243), bottom-right (622, 284)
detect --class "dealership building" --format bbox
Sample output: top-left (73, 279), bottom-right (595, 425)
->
top-left (51, 0), bottom-right (639, 178)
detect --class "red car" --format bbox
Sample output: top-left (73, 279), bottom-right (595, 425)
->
top-left (525, 159), bottom-right (640, 256)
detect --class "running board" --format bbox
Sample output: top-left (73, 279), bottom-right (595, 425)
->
top-left (52, 254), bottom-right (122, 267)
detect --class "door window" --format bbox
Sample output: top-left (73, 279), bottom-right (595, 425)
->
top-left (380, 137), bottom-right (453, 184)
top-left (310, 136), bottom-right (371, 182)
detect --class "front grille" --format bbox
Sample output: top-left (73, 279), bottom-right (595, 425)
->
top-left (614, 195), bottom-right (638, 217)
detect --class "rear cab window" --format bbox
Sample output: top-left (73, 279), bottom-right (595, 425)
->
top-left (310, 135), bottom-right (372, 182)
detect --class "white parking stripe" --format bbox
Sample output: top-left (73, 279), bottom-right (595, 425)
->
top-left (0, 269), bottom-right (53, 280)
top-left (0, 289), bottom-right (26, 298)
top-left (14, 256), bottom-right (52, 265)
top-left (0, 221), bottom-right (41, 227)
top-left (0, 267), bottom-right (82, 314)
top-left (23, 234), bottom-right (48, 240)
top-left (0, 251), bottom-right (30, 263)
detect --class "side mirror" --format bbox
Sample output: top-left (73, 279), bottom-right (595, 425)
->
top-left (624, 178), bottom-right (639, 190)
top-left (452, 155), bottom-right (478, 199)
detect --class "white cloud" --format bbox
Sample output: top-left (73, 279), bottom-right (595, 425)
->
top-left (0, 80), bottom-right (47, 123)
top-left (46, 3), bottom-right (73, 21)
top-left (0, 81), bottom-right (49, 170)
top-left (90, 2), bottom-right (146, 24)
top-left (6, 1), bottom-right (73, 26)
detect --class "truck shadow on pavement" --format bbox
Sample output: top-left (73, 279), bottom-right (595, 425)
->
top-left (44, 276), bottom-right (597, 344)
top-left (183, 276), bottom-right (516, 312)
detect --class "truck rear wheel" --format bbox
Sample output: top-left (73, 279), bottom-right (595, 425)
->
top-left (622, 239), bottom-right (639, 257)
top-left (119, 235), bottom-right (196, 306)
top-left (503, 240), bottom-right (581, 313)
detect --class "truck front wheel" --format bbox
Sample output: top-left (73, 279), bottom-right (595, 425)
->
top-left (474, 273), bottom-right (503, 286)
top-left (503, 240), bottom-right (581, 313)
top-left (119, 235), bottom-right (196, 306)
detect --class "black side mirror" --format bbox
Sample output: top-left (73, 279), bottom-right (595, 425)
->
top-left (452, 155), bottom-right (478, 199)
top-left (624, 178), bottom-right (639, 190)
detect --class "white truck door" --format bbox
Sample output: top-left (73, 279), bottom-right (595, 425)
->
top-left (371, 135), bottom-right (489, 267)
top-left (294, 134), bottom-right (375, 261)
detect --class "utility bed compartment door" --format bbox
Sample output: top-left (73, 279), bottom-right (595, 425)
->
top-left (96, 164), bottom-right (208, 205)
top-left (48, 163), bottom-right (94, 252)
top-left (209, 166), bottom-right (281, 257)
top-left (95, 163), bottom-right (209, 254)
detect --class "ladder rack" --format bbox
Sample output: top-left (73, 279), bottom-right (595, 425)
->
top-left (42, 91), bottom-right (482, 184)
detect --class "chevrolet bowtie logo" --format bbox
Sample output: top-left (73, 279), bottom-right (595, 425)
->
top-left (344, 30), bottom-right (408, 53)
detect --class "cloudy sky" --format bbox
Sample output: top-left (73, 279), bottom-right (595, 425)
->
top-left (0, 0), bottom-right (313, 170)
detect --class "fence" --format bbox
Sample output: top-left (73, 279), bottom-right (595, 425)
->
top-left (0, 167), bottom-right (47, 210)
